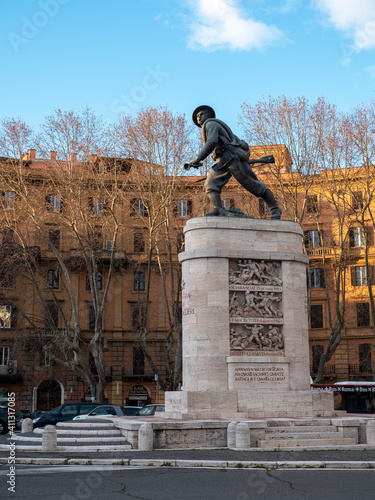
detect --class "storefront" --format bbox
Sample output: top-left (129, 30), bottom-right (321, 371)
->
top-left (126, 384), bottom-right (150, 407)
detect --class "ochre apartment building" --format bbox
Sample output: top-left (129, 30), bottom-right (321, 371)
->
top-left (0, 148), bottom-right (374, 410)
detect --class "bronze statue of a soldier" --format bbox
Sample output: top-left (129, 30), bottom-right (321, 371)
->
top-left (185, 105), bottom-right (282, 219)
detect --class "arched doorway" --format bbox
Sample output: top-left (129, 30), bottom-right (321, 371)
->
top-left (126, 384), bottom-right (150, 407)
top-left (36, 380), bottom-right (62, 410)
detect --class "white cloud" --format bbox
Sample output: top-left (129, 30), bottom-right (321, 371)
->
top-left (313, 0), bottom-right (375, 50)
top-left (185, 0), bottom-right (285, 51)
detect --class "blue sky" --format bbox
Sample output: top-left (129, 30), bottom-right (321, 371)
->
top-left (1, 0), bottom-right (375, 137)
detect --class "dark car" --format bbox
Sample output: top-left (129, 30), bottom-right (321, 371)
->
top-left (30, 410), bottom-right (48, 420)
top-left (123, 406), bottom-right (142, 416)
top-left (33, 402), bottom-right (104, 428)
top-left (136, 404), bottom-right (165, 416)
top-left (0, 406), bottom-right (24, 434)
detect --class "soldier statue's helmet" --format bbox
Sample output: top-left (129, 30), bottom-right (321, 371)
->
top-left (192, 105), bottom-right (216, 127)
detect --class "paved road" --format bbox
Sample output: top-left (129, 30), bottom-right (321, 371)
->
top-left (0, 466), bottom-right (374, 500)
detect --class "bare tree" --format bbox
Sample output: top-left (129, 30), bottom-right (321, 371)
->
top-left (0, 112), bottom-right (125, 401)
top-left (114, 106), bottom-right (195, 390)
top-left (239, 96), bottom-right (338, 223)
top-left (343, 103), bottom-right (375, 342)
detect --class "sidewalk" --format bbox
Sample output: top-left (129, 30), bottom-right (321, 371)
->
top-left (1, 433), bottom-right (375, 469)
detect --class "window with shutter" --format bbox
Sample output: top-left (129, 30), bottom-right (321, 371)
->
top-left (310, 269), bottom-right (325, 288)
top-left (134, 272), bottom-right (145, 291)
top-left (177, 200), bottom-right (192, 217)
top-left (130, 199), bottom-right (147, 217)
top-left (134, 232), bottom-right (145, 253)
top-left (351, 266), bottom-right (367, 286)
top-left (356, 303), bottom-right (370, 327)
top-left (49, 229), bottom-right (61, 249)
top-left (366, 226), bottom-right (374, 247)
top-left (306, 195), bottom-right (318, 213)
top-left (310, 304), bottom-right (324, 328)
top-left (352, 191), bottom-right (363, 210)
top-left (349, 227), bottom-right (364, 247)
top-left (47, 269), bottom-right (59, 289)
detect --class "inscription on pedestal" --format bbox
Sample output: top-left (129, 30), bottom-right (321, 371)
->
top-left (234, 366), bottom-right (287, 383)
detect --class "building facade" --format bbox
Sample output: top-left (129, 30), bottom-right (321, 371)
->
top-left (0, 148), bottom-right (374, 410)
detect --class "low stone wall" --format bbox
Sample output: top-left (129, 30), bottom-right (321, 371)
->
top-left (112, 416), bottom-right (374, 450)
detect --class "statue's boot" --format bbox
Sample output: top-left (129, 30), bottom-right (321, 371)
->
top-left (262, 189), bottom-right (282, 219)
top-left (205, 207), bottom-right (222, 216)
top-left (205, 192), bottom-right (222, 216)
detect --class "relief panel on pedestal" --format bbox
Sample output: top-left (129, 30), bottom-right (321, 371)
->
top-left (229, 259), bottom-right (284, 354)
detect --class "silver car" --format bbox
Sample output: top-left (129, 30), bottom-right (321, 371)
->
top-left (73, 404), bottom-right (125, 420)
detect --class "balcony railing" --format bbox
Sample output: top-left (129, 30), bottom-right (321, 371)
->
top-left (349, 363), bottom-right (375, 375)
top-left (310, 364), bottom-right (336, 377)
top-left (122, 366), bottom-right (154, 378)
top-left (0, 361), bottom-right (22, 382)
top-left (306, 247), bottom-right (335, 258)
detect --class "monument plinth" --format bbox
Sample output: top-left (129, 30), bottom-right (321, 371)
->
top-left (164, 217), bottom-right (333, 419)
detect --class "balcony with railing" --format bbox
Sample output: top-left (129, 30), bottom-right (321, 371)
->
top-left (310, 363), bottom-right (336, 378)
top-left (122, 366), bottom-right (154, 378)
top-left (349, 363), bottom-right (375, 377)
top-left (0, 361), bottom-right (22, 382)
top-left (306, 247), bottom-right (335, 258)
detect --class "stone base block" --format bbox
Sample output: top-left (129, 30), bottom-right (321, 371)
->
top-left (164, 388), bottom-right (334, 419)
top-left (163, 390), bottom-right (243, 419)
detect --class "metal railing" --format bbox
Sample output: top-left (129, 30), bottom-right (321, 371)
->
top-left (310, 364), bottom-right (336, 376)
top-left (349, 363), bottom-right (375, 375)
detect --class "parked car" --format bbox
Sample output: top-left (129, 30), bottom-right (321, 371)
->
top-left (33, 402), bottom-right (104, 428)
top-left (30, 410), bottom-right (48, 420)
top-left (136, 404), bottom-right (165, 416)
top-left (123, 406), bottom-right (142, 416)
top-left (73, 404), bottom-right (125, 420)
top-left (0, 406), bottom-right (24, 434)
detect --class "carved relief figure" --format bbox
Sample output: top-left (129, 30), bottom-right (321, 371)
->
top-left (230, 324), bottom-right (285, 351)
top-left (229, 258), bottom-right (284, 352)
top-left (244, 324), bottom-right (263, 348)
top-left (229, 259), bottom-right (282, 286)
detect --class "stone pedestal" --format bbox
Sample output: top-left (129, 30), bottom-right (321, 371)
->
top-left (164, 217), bottom-right (333, 419)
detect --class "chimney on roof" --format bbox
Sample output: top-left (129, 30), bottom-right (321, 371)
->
top-left (70, 152), bottom-right (77, 163)
top-left (50, 151), bottom-right (57, 161)
top-left (28, 149), bottom-right (36, 160)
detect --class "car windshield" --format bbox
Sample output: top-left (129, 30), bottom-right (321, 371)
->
top-left (47, 405), bottom-right (63, 415)
top-left (79, 404), bottom-right (98, 414)
top-left (138, 406), bottom-right (154, 415)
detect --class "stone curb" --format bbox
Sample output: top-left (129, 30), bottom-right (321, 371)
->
top-left (2, 444), bottom-right (375, 452)
top-left (0, 457), bottom-right (374, 469)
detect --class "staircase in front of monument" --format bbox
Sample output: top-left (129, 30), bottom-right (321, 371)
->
top-left (256, 418), bottom-right (359, 448)
top-left (10, 420), bottom-right (132, 452)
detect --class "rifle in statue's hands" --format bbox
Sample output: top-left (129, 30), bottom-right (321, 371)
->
top-left (248, 154), bottom-right (275, 165)
top-left (184, 162), bottom-right (202, 171)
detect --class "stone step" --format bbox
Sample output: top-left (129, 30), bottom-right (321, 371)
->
top-left (14, 435), bottom-right (127, 444)
top-left (56, 421), bottom-right (118, 428)
top-left (6, 444), bottom-right (132, 451)
top-left (266, 419), bottom-right (334, 427)
top-left (258, 437), bottom-right (357, 448)
top-left (264, 431), bottom-right (341, 440)
top-left (34, 428), bottom-right (122, 436)
top-left (265, 425), bottom-right (337, 434)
